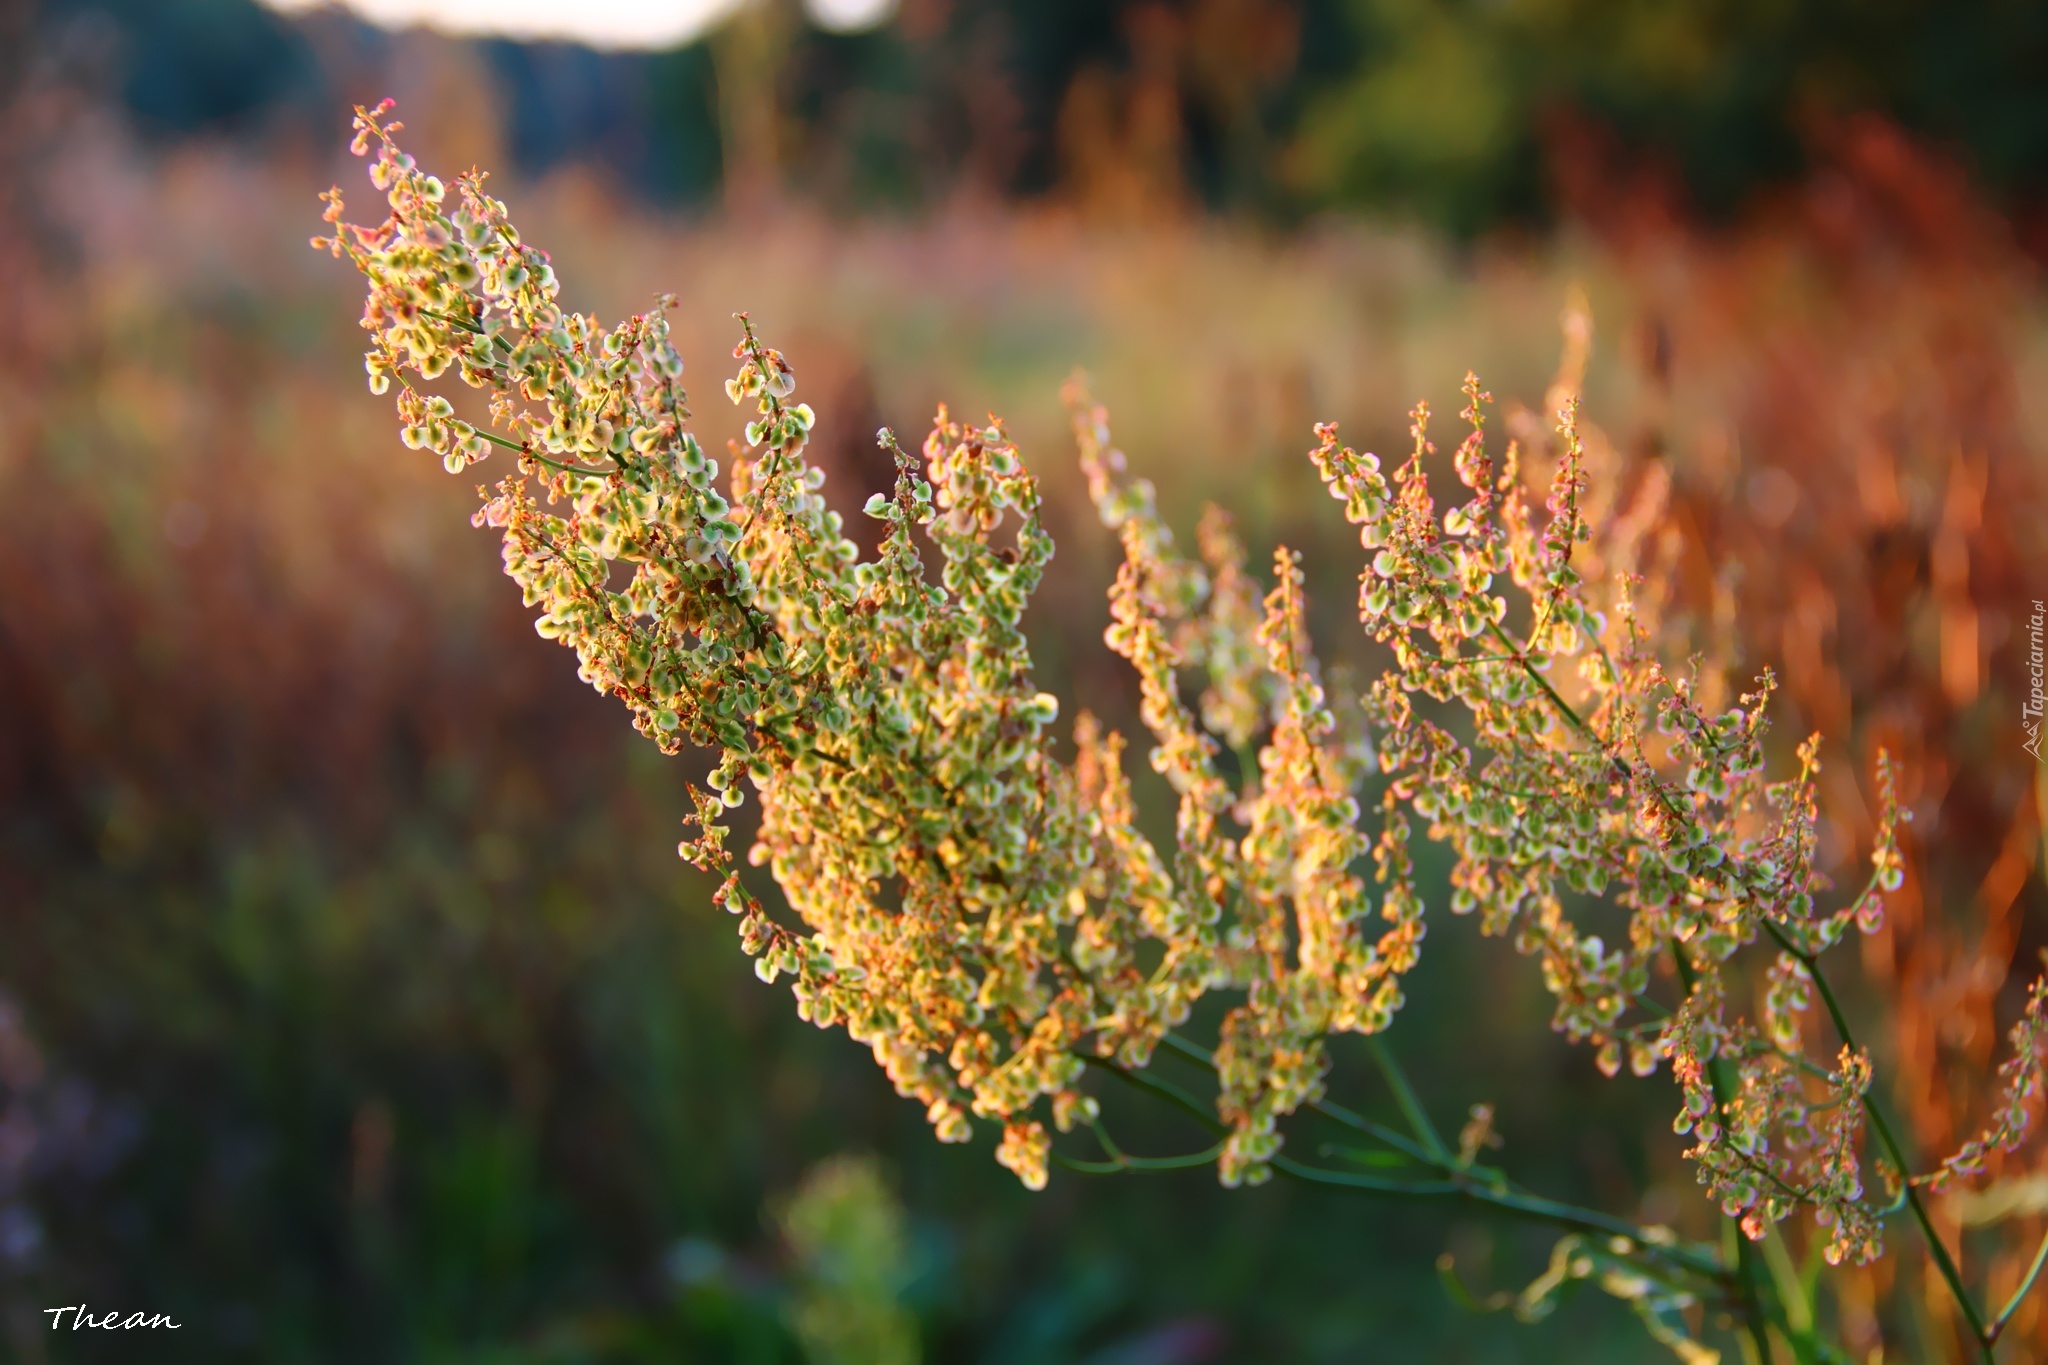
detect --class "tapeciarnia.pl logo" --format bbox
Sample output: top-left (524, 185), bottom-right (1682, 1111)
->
top-left (2026, 599), bottom-right (2045, 762)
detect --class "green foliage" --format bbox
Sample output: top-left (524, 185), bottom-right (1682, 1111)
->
top-left (779, 1156), bottom-right (921, 1365)
top-left (1290, 0), bottom-right (2048, 230)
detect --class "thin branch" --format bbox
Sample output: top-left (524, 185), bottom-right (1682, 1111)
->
top-left (1498, 595), bottom-right (1994, 1357)
top-left (424, 306), bottom-right (484, 335)
top-left (1673, 941), bottom-right (1786, 1364)
top-left (1270, 1155), bottom-right (1728, 1294)
top-left (1157, 1031), bottom-right (1440, 1164)
top-left (1307, 1097), bottom-right (1440, 1167)
top-left (1145, 1032), bottom-right (1727, 1283)
top-left (1400, 647), bottom-right (1524, 668)
top-left (1368, 1035), bottom-right (1451, 1161)
top-left (469, 423), bottom-right (622, 476)
top-left (1056, 1120), bottom-right (1226, 1175)
top-left (527, 447), bottom-right (624, 476)
top-left (1484, 619), bottom-right (1599, 742)
top-left (471, 426), bottom-right (526, 453)
top-left (1054, 1150), bottom-right (1224, 1175)
top-left (1078, 1052), bottom-right (1226, 1136)
top-left (1989, 1224), bottom-right (2048, 1344)
top-left (1270, 1155), bottom-right (1460, 1197)
top-left (1785, 932), bottom-right (1995, 1357)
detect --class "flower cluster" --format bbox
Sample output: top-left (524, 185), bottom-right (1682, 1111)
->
top-left (1069, 382), bottom-right (1414, 1183)
top-left (1924, 975), bottom-right (2048, 1194)
top-left (319, 103), bottom-right (2048, 1258)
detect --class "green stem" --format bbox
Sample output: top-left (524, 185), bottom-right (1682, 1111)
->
top-left (1161, 1031), bottom-right (1443, 1169)
top-left (1143, 1035), bottom-right (1727, 1284)
top-left (1484, 620), bottom-right (1593, 737)
top-left (471, 427), bottom-right (526, 453)
top-left (1055, 1149), bottom-right (1224, 1174)
top-left (1367, 1035), bottom-right (1451, 1161)
top-left (1494, 598), bottom-right (1991, 1356)
top-left (1783, 932), bottom-right (1994, 1357)
top-left (1989, 1224), bottom-right (2048, 1344)
top-left (424, 306), bottom-right (484, 335)
top-left (1268, 1155), bottom-right (1460, 1197)
top-left (467, 423), bottom-right (621, 476)
top-left (1762, 1218), bottom-right (1813, 1340)
top-left (1077, 1052), bottom-right (1225, 1135)
top-left (1401, 648), bottom-right (1523, 668)
top-left (1309, 1097), bottom-right (1440, 1167)
top-left (1672, 943), bottom-right (1782, 1364)
top-left (1058, 1120), bottom-right (1226, 1174)
top-left (1271, 1156), bottom-right (1728, 1299)
top-left (525, 446), bottom-right (622, 476)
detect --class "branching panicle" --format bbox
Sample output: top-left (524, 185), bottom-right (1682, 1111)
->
top-left (322, 106), bottom-right (2048, 1362)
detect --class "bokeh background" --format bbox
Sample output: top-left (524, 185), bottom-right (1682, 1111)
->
top-left (2, 0), bottom-right (2047, 1360)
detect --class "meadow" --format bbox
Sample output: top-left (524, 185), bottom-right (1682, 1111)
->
top-left (2, 37), bottom-right (2047, 1362)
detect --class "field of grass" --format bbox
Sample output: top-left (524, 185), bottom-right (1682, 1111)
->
top-left (3, 66), bottom-right (2047, 1361)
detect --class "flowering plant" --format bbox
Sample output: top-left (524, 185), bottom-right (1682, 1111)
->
top-left (317, 101), bottom-right (2048, 1361)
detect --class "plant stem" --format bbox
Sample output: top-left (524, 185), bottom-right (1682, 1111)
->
top-left (1780, 929), bottom-right (1995, 1357)
top-left (1310, 1097), bottom-right (1439, 1166)
top-left (1077, 1052), bottom-right (1224, 1135)
top-left (1484, 620), bottom-right (1636, 787)
top-left (1672, 943), bottom-right (1782, 1364)
top-left (1485, 620), bottom-right (1584, 731)
top-left (1057, 1119), bottom-right (1226, 1174)
top-left (466, 423), bottom-right (622, 476)
top-left (1490, 598), bottom-right (1994, 1358)
top-left (1162, 1031), bottom-right (1447, 1169)
top-left (1367, 1035), bottom-right (1451, 1161)
top-left (1270, 1154), bottom-right (1724, 1290)
top-left (472, 427), bottom-right (526, 453)
top-left (1989, 1224), bottom-right (2048, 1344)
top-left (1135, 1035), bottom-right (1729, 1285)
top-left (424, 306), bottom-right (484, 335)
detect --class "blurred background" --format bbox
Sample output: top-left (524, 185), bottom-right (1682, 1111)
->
top-left (2, 0), bottom-right (2047, 1360)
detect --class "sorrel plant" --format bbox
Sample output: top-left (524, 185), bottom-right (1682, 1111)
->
top-left (317, 101), bottom-right (2048, 1362)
